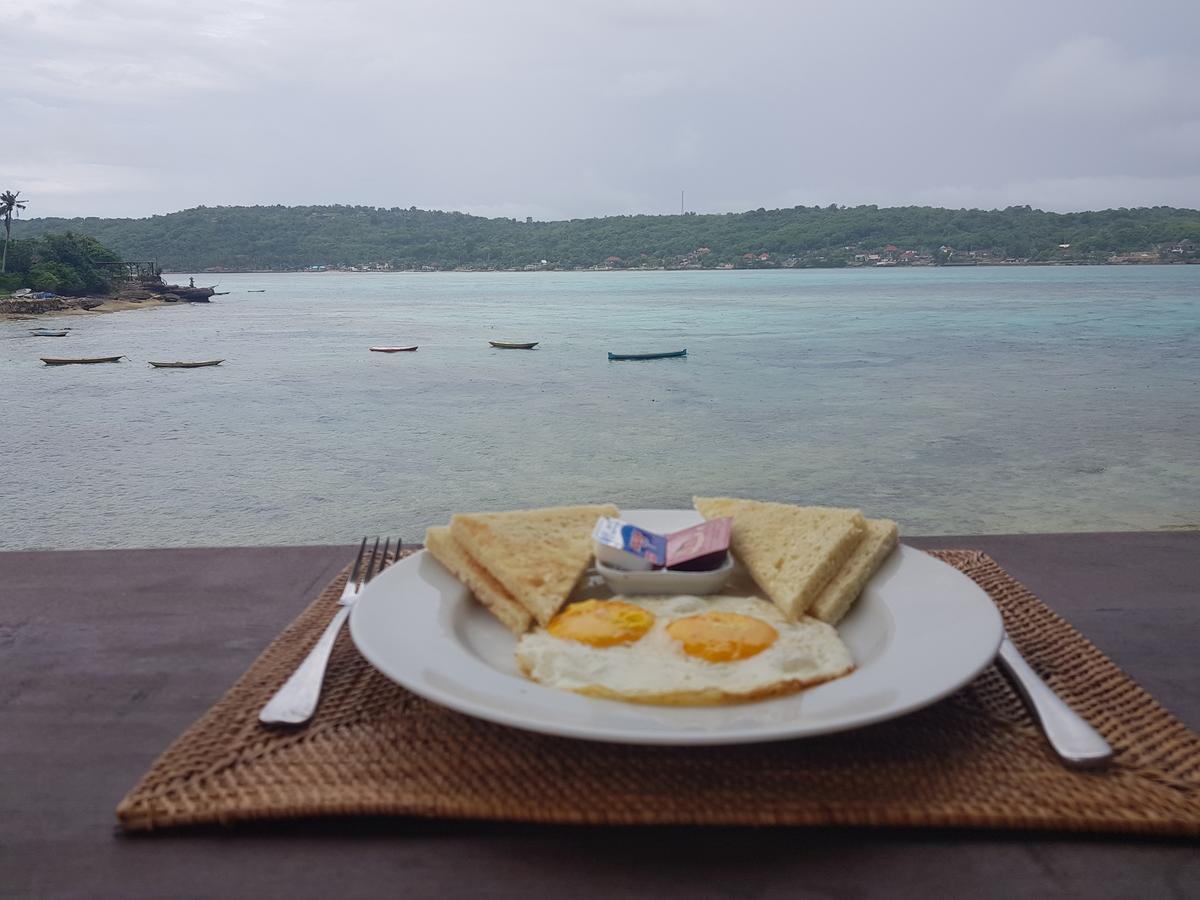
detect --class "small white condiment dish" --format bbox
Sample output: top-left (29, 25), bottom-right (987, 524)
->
top-left (593, 540), bottom-right (656, 571)
top-left (594, 554), bottom-right (735, 595)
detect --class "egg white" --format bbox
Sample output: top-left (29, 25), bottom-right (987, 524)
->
top-left (515, 594), bottom-right (854, 706)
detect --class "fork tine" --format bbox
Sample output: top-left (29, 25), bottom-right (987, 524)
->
top-left (361, 536), bottom-right (381, 588)
top-left (347, 537), bottom-right (368, 587)
top-left (377, 537), bottom-right (392, 576)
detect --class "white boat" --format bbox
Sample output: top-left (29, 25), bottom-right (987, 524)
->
top-left (147, 359), bottom-right (225, 368)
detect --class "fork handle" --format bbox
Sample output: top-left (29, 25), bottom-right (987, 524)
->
top-left (259, 605), bottom-right (352, 726)
top-left (996, 635), bottom-right (1113, 768)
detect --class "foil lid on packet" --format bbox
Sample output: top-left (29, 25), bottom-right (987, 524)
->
top-left (592, 517), bottom-right (668, 570)
top-left (665, 517), bottom-right (732, 570)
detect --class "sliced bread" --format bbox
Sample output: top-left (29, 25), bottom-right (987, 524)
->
top-left (809, 518), bottom-right (899, 625)
top-left (693, 497), bottom-right (865, 620)
top-left (450, 504), bottom-right (618, 626)
top-left (425, 526), bottom-right (532, 635)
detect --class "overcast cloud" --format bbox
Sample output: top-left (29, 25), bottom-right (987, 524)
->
top-left (3, 0), bottom-right (1199, 219)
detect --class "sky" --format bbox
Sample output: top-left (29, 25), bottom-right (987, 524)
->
top-left (4, 0), bottom-right (1200, 221)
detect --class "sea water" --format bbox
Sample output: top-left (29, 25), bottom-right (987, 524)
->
top-left (1, 266), bottom-right (1197, 549)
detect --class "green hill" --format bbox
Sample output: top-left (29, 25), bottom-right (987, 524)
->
top-left (12, 203), bottom-right (1200, 271)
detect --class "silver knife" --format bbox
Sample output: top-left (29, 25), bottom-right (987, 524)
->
top-left (995, 632), bottom-right (1113, 768)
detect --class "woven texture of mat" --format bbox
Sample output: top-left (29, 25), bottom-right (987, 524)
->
top-left (117, 549), bottom-right (1200, 835)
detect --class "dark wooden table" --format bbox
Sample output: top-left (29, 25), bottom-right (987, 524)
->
top-left (2, 533), bottom-right (1197, 899)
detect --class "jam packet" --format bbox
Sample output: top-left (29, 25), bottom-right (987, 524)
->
top-left (665, 517), bottom-right (732, 570)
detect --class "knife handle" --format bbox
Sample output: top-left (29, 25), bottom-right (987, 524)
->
top-left (996, 635), bottom-right (1113, 768)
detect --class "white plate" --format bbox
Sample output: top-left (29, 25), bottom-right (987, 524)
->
top-left (350, 509), bottom-right (1004, 745)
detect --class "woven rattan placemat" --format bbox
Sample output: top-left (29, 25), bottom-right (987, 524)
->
top-left (117, 550), bottom-right (1200, 835)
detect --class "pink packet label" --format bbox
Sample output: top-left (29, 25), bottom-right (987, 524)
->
top-left (666, 517), bottom-right (732, 568)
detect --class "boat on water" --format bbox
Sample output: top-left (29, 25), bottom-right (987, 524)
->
top-left (607, 349), bottom-right (687, 361)
top-left (41, 356), bottom-right (123, 366)
top-left (370, 346), bottom-right (418, 353)
top-left (148, 359), bottom-right (225, 368)
top-left (32, 329), bottom-right (69, 337)
top-left (247, 289), bottom-right (267, 293)
top-left (489, 340), bottom-right (539, 350)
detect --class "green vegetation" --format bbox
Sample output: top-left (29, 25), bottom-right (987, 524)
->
top-left (13, 203), bottom-right (1200, 272)
top-left (0, 232), bottom-right (124, 295)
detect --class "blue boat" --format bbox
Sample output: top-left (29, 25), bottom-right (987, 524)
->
top-left (607, 349), bottom-right (687, 361)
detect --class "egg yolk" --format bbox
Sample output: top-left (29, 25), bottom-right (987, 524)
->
top-left (666, 611), bottom-right (778, 662)
top-left (547, 599), bottom-right (656, 647)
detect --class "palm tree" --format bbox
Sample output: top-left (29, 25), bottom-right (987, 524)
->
top-left (1, 189), bottom-right (28, 274)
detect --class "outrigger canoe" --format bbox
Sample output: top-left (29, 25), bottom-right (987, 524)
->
top-left (41, 356), bottom-right (123, 365)
top-left (607, 349), bottom-right (687, 361)
top-left (148, 359), bottom-right (225, 368)
top-left (370, 346), bottom-right (418, 353)
top-left (488, 340), bottom-right (539, 349)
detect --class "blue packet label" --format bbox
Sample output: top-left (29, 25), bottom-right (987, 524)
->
top-left (592, 517), bottom-right (668, 567)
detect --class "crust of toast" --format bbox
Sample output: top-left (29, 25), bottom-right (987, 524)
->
top-left (693, 497), bottom-right (865, 620)
top-left (450, 504), bottom-right (618, 626)
top-left (424, 526), bottom-right (532, 635)
top-left (809, 518), bottom-right (899, 625)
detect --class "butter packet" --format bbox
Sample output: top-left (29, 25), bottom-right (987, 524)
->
top-left (592, 517), bottom-right (667, 570)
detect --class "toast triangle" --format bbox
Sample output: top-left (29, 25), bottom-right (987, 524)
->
top-left (693, 497), bottom-right (865, 620)
top-left (450, 504), bottom-right (618, 626)
top-left (809, 518), bottom-right (899, 625)
top-left (425, 526), bottom-right (532, 636)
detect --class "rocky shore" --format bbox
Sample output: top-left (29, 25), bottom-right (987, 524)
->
top-left (0, 282), bottom-right (215, 317)
top-left (0, 296), bottom-right (106, 315)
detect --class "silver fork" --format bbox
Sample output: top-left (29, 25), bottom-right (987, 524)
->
top-left (259, 537), bottom-right (400, 726)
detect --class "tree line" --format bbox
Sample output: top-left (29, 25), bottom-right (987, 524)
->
top-left (12, 202), bottom-right (1200, 272)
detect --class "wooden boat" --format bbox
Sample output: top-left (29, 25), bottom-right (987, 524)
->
top-left (607, 349), bottom-right (687, 361)
top-left (148, 359), bottom-right (225, 368)
top-left (247, 289), bottom-right (266, 293)
top-left (32, 330), bottom-right (69, 337)
top-left (370, 346), bottom-right (418, 353)
top-left (489, 340), bottom-right (539, 349)
top-left (41, 356), bottom-right (123, 365)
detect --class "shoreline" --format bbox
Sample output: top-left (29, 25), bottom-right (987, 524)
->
top-left (54, 297), bottom-right (169, 316)
top-left (0, 296), bottom-right (169, 320)
top-left (174, 260), bottom-right (1200, 276)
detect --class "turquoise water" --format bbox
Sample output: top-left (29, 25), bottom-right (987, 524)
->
top-left (2, 267), bottom-right (1197, 550)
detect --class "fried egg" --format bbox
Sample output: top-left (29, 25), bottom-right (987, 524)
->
top-left (515, 594), bottom-right (854, 705)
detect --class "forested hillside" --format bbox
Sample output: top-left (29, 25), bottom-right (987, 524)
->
top-left (14, 204), bottom-right (1200, 271)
